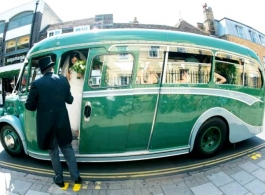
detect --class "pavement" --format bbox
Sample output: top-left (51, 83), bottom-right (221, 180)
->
top-left (1, 147), bottom-right (265, 195)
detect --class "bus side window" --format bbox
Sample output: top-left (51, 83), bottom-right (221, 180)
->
top-left (215, 53), bottom-right (244, 85)
top-left (89, 54), bottom-right (133, 88)
top-left (244, 61), bottom-right (262, 88)
top-left (135, 45), bottom-right (164, 85)
top-left (19, 65), bottom-right (28, 93)
top-left (166, 47), bottom-right (213, 84)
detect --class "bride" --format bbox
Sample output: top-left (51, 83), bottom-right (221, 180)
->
top-left (62, 51), bottom-right (86, 137)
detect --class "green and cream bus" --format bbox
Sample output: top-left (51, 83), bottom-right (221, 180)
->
top-left (0, 29), bottom-right (264, 162)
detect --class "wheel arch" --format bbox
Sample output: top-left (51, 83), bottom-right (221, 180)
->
top-left (0, 115), bottom-right (28, 155)
top-left (189, 107), bottom-right (230, 152)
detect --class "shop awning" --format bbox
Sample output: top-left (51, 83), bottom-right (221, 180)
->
top-left (0, 63), bottom-right (23, 78)
top-left (0, 63), bottom-right (23, 73)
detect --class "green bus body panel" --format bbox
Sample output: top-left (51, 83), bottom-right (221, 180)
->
top-left (150, 86), bottom-right (264, 150)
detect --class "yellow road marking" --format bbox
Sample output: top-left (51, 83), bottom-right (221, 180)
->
top-left (61, 182), bottom-right (69, 190)
top-left (82, 184), bottom-right (88, 190)
top-left (95, 181), bottom-right (101, 190)
top-left (0, 143), bottom-right (264, 179)
top-left (248, 152), bottom-right (262, 160)
top-left (73, 184), bottom-right (82, 192)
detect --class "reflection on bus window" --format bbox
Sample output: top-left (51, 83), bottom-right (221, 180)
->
top-left (135, 45), bottom-right (165, 84)
top-left (214, 52), bottom-right (262, 87)
top-left (166, 47), bottom-right (213, 84)
top-left (19, 65), bottom-right (28, 93)
top-left (89, 54), bottom-right (133, 88)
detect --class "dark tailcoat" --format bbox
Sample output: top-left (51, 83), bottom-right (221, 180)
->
top-left (25, 72), bottom-right (74, 150)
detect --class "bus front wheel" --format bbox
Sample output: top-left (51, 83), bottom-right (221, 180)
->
top-left (194, 118), bottom-right (227, 158)
top-left (0, 125), bottom-right (25, 157)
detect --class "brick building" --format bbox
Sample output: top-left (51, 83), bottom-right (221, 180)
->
top-left (197, 5), bottom-right (265, 68)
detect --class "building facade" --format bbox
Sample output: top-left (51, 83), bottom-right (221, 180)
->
top-left (197, 5), bottom-right (265, 68)
top-left (0, 0), bottom-right (61, 96)
top-left (39, 13), bottom-right (208, 42)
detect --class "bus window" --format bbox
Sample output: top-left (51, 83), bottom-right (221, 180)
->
top-left (166, 47), bottom-right (213, 84)
top-left (244, 60), bottom-right (262, 88)
top-left (136, 45), bottom-right (165, 84)
top-left (89, 54), bottom-right (133, 87)
top-left (215, 53), bottom-right (243, 85)
top-left (19, 65), bottom-right (29, 93)
top-left (59, 49), bottom-right (88, 79)
top-left (30, 55), bottom-right (56, 86)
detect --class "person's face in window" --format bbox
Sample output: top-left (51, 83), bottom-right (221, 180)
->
top-left (71, 56), bottom-right (78, 64)
top-left (22, 77), bottom-right (27, 86)
top-left (93, 64), bottom-right (100, 70)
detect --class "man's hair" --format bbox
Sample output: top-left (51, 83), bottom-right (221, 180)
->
top-left (41, 67), bottom-right (53, 74)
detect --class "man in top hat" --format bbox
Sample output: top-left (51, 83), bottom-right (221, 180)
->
top-left (25, 56), bottom-right (82, 187)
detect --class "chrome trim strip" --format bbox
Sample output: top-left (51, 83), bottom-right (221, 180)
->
top-left (18, 95), bottom-right (27, 102)
top-left (83, 88), bottom-right (160, 98)
top-left (28, 147), bottom-right (190, 162)
top-left (160, 87), bottom-right (262, 106)
top-left (83, 87), bottom-right (262, 106)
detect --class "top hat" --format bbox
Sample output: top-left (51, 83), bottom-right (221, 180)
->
top-left (38, 56), bottom-right (55, 71)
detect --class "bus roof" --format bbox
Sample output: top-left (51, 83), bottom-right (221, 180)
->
top-left (28, 29), bottom-right (260, 62)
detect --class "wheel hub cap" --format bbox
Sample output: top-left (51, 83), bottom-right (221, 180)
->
top-left (4, 133), bottom-right (15, 149)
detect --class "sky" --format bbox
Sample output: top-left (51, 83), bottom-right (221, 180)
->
top-left (0, 0), bottom-right (265, 34)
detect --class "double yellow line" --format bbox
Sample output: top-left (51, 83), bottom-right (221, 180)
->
top-left (1, 143), bottom-right (265, 179)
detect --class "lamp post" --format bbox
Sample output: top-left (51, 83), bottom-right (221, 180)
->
top-left (29, 0), bottom-right (39, 48)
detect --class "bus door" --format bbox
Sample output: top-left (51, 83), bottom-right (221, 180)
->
top-left (18, 57), bottom-right (44, 153)
top-left (79, 48), bottom-right (135, 154)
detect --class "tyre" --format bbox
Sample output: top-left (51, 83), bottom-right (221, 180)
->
top-left (193, 117), bottom-right (227, 158)
top-left (0, 124), bottom-right (25, 157)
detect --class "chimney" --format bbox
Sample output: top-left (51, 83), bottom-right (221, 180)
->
top-left (133, 17), bottom-right (139, 24)
top-left (202, 3), bottom-right (216, 35)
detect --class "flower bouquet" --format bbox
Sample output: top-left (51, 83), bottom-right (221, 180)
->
top-left (70, 60), bottom-right (86, 79)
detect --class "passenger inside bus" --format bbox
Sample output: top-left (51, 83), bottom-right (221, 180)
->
top-left (206, 65), bottom-right (226, 84)
top-left (60, 51), bottom-right (87, 137)
top-left (146, 64), bottom-right (159, 84)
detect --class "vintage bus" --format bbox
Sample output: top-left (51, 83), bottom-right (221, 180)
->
top-left (0, 29), bottom-right (264, 162)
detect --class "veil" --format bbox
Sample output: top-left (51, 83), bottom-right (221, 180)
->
top-left (61, 51), bottom-right (87, 77)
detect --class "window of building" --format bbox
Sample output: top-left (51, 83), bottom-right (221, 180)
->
top-left (74, 25), bottom-right (90, 32)
top-left (249, 30), bottom-right (257, 43)
top-left (62, 27), bottom-right (73, 33)
top-left (236, 26), bottom-right (244, 38)
top-left (0, 21), bottom-right (5, 34)
top-left (5, 35), bottom-right (30, 54)
top-left (259, 35), bottom-right (265, 46)
top-left (149, 46), bottom-right (160, 58)
top-left (5, 39), bottom-right (16, 53)
top-left (17, 35), bottom-right (30, 50)
top-left (116, 46), bottom-right (128, 59)
top-left (7, 11), bottom-right (33, 31)
top-left (47, 29), bottom-right (62, 37)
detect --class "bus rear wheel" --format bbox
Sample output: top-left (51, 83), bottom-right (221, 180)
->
top-left (194, 118), bottom-right (227, 158)
top-left (0, 125), bottom-right (25, 157)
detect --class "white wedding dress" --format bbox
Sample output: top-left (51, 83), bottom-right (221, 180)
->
top-left (67, 71), bottom-right (84, 132)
